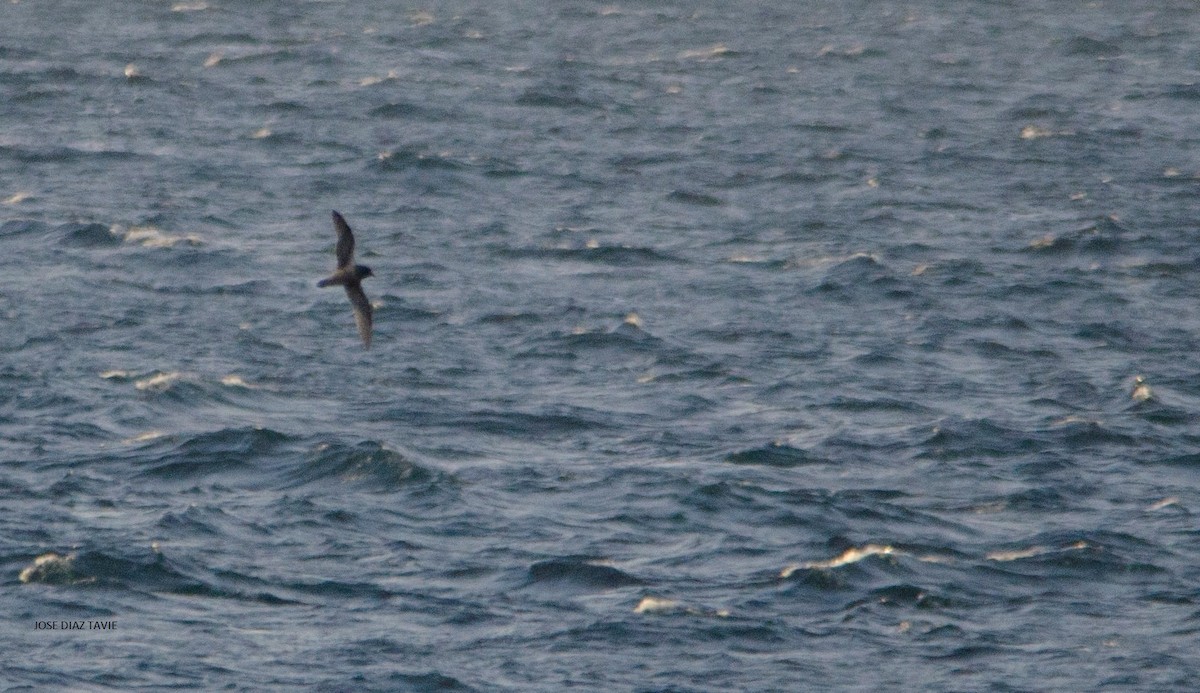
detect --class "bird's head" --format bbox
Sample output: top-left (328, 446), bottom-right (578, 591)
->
top-left (355, 265), bottom-right (374, 280)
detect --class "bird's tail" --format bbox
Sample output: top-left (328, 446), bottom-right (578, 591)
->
top-left (317, 276), bottom-right (339, 288)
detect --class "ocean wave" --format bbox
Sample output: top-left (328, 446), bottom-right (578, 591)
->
top-left (131, 427), bottom-right (294, 482)
top-left (378, 673), bottom-right (478, 693)
top-left (494, 243), bottom-right (681, 266)
top-left (286, 440), bottom-right (444, 494)
top-left (917, 417), bottom-right (1041, 461)
top-left (725, 442), bottom-right (827, 467)
top-left (810, 253), bottom-right (905, 297)
top-left (527, 558), bottom-right (644, 590)
top-left (0, 143), bottom-right (145, 164)
top-left (0, 219), bottom-right (45, 237)
top-left (981, 531), bottom-right (1165, 581)
top-left (18, 547), bottom-right (222, 596)
top-left (371, 147), bottom-right (468, 172)
top-left (117, 224), bottom-right (204, 249)
top-left (368, 101), bottom-right (446, 120)
top-left (633, 595), bottom-right (730, 618)
top-left (516, 322), bottom-right (667, 362)
top-left (666, 189), bottom-right (724, 207)
top-left (515, 86), bottom-right (600, 109)
top-left (56, 222), bottom-right (121, 247)
top-left (102, 370), bottom-right (274, 411)
top-left (18, 552), bottom-right (90, 585)
top-left (451, 407), bottom-right (615, 438)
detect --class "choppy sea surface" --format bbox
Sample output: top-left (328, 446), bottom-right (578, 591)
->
top-left (4, 2), bottom-right (1200, 690)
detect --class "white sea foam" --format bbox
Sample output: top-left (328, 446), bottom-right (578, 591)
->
top-left (124, 430), bottom-right (168, 444)
top-left (781, 544), bottom-right (896, 578)
top-left (117, 225), bottom-right (203, 248)
top-left (634, 596), bottom-right (729, 618)
top-left (134, 372), bottom-right (183, 391)
top-left (18, 552), bottom-right (86, 584)
top-left (986, 541), bottom-right (1087, 562)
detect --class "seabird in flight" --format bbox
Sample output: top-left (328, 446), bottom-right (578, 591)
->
top-left (317, 210), bottom-right (374, 348)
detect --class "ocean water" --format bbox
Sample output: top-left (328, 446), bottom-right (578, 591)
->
top-left (4, 1), bottom-right (1200, 690)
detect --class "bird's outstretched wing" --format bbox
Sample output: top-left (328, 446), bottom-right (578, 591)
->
top-left (332, 210), bottom-right (355, 269)
top-left (345, 284), bottom-right (373, 348)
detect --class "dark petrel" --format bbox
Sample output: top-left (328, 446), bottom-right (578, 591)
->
top-left (317, 210), bottom-right (374, 348)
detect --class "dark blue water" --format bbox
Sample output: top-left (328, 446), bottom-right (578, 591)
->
top-left (4, 2), bottom-right (1200, 690)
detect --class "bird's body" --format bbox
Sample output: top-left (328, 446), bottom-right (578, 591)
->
top-left (317, 210), bottom-right (374, 348)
